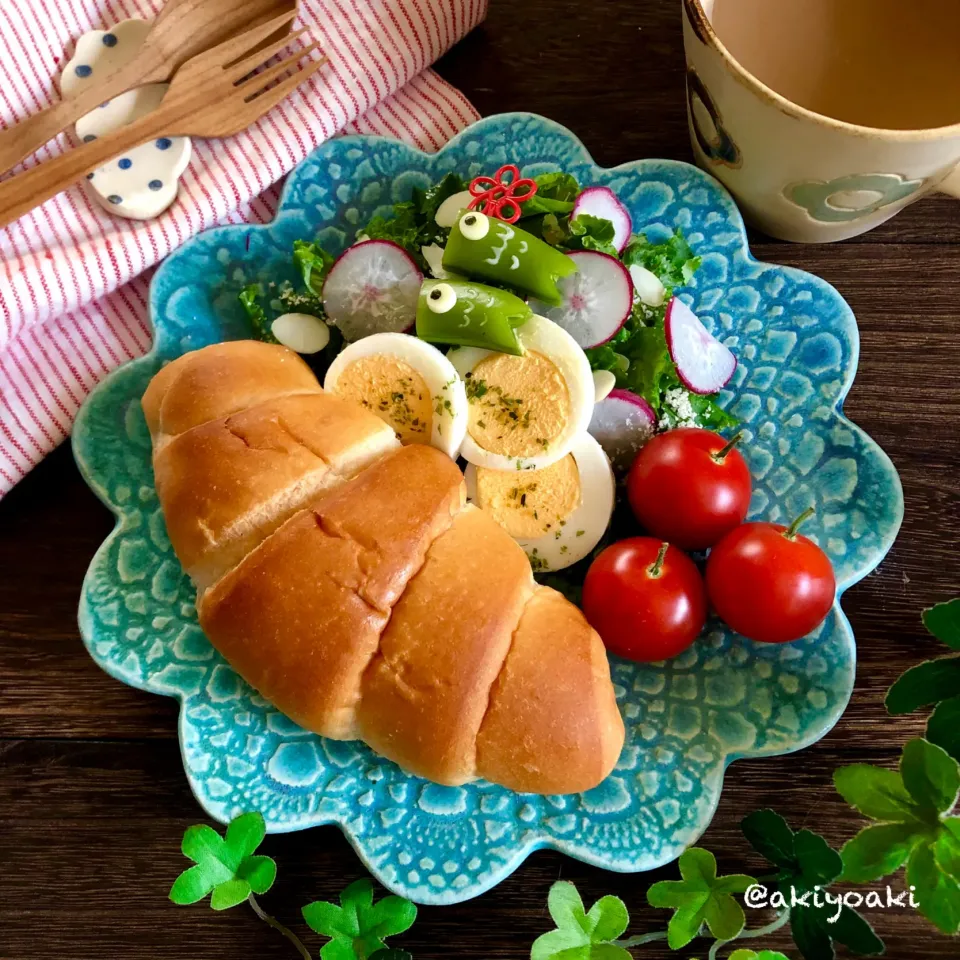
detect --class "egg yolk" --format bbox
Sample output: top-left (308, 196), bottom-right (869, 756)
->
top-left (465, 351), bottom-right (571, 458)
top-left (335, 355), bottom-right (433, 444)
top-left (475, 454), bottom-right (581, 539)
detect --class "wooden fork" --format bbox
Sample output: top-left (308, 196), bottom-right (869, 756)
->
top-left (0, 10), bottom-right (324, 229)
top-left (0, 0), bottom-right (299, 176)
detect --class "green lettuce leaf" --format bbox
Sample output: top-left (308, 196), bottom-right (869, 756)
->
top-left (622, 230), bottom-right (701, 292)
top-left (519, 172), bottom-right (580, 218)
top-left (663, 390), bottom-right (740, 432)
top-left (293, 239), bottom-right (335, 298)
top-left (585, 300), bottom-right (735, 431)
top-left (238, 284), bottom-right (279, 344)
top-left (361, 206), bottom-right (426, 262)
top-left (413, 172), bottom-right (467, 225)
top-left (529, 206), bottom-right (619, 257)
top-left (360, 173), bottom-right (464, 271)
top-left (564, 213), bottom-right (619, 257)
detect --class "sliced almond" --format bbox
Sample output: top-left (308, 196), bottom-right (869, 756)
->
top-left (271, 313), bottom-right (331, 355)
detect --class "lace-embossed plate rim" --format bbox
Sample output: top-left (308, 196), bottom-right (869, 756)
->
top-left (73, 113), bottom-right (904, 905)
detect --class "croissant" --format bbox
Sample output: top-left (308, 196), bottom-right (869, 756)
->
top-left (143, 340), bottom-right (625, 793)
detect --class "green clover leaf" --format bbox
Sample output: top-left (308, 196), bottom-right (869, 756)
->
top-left (790, 900), bottom-right (883, 960)
top-left (886, 599), bottom-right (960, 763)
top-left (646, 847), bottom-right (755, 950)
top-left (531, 881), bottom-right (631, 960)
top-left (836, 738), bottom-right (960, 934)
top-left (923, 598), bottom-right (960, 650)
top-left (302, 878), bottom-right (417, 960)
top-left (728, 951), bottom-right (792, 960)
top-left (742, 810), bottom-right (844, 889)
top-left (935, 818), bottom-right (960, 881)
top-left (741, 809), bottom-right (884, 960)
top-left (907, 842), bottom-right (960, 936)
top-left (169, 812), bottom-right (277, 910)
top-left (886, 658), bottom-right (960, 715)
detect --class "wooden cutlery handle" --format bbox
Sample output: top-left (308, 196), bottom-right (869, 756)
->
top-left (0, 109), bottom-right (174, 229)
top-left (0, 55), bottom-right (168, 177)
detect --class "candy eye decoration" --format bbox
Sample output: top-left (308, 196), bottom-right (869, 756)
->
top-left (458, 211), bottom-right (490, 241)
top-left (426, 282), bottom-right (457, 314)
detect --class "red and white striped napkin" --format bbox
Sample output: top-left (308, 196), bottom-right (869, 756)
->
top-left (0, 0), bottom-right (485, 497)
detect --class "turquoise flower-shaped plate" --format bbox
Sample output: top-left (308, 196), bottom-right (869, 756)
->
top-left (74, 113), bottom-right (903, 905)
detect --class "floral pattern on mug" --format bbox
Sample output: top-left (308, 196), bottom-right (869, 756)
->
top-left (784, 173), bottom-right (924, 223)
top-left (687, 69), bottom-right (742, 169)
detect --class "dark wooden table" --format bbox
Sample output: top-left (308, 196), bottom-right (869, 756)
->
top-left (2, 2), bottom-right (959, 957)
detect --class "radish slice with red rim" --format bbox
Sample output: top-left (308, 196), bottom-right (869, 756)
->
top-left (322, 239), bottom-right (422, 341)
top-left (588, 388), bottom-right (657, 474)
top-left (530, 250), bottom-right (632, 349)
top-left (572, 186), bottom-right (633, 253)
top-left (665, 296), bottom-right (737, 395)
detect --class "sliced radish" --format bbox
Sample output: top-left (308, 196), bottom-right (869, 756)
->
top-left (588, 389), bottom-right (657, 474)
top-left (572, 186), bottom-right (633, 253)
top-left (664, 296), bottom-right (737, 395)
top-left (531, 250), bottom-right (632, 349)
top-left (322, 239), bottom-right (422, 341)
top-left (271, 313), bottom-right (331, 354)
top-left (629, 264), bottom-right (667, 307)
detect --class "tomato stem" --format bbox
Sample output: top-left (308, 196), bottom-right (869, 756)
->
top-left (648, 542), bottom-right (669, 578)
top-left (785, 507), bottom-right (816, 540)
top-left (712, 431), bottom-right (743, 463)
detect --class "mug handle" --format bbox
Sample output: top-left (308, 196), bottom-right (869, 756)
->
top-left (941, 164), bottom-right (960, 199)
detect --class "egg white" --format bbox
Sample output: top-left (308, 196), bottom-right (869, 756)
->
top-left (448, 314), bottom-right (595, 471)
top-left (324, 332), bottom-right (468, 459)
top-left (465, 432), bottom-right (615, 572)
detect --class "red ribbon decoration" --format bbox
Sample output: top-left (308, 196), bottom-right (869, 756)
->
top-left (467, 164), bottom-right (538, 224)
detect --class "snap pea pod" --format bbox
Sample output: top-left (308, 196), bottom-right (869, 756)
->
top-left (442, 210), bottom-right (577, 305)
top-left (416, 279), bottom-right (530, 356)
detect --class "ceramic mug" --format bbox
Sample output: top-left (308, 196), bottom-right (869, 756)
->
top-left (681, 0), bottom-right (960, 242)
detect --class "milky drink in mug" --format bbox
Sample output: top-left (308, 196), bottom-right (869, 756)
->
top-left (682, 0), bottom-right (960, 241)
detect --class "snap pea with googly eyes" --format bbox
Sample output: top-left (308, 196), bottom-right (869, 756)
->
top-left (442, 211), bottom-right (578, 306)
top-left (416, 279), bottom-right (531, 356)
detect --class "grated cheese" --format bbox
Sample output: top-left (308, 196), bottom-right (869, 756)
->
top-left (660, 387), bottom-right (698, 430)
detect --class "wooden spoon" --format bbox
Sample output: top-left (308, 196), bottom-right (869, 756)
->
top-left (0, 0), bottom-right (297, 176)
top-left (0, 10), bottom-right (324, 229)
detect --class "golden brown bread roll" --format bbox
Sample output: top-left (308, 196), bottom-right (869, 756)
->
top-left (477, 585), bottom-right (625, 793)
top-left (142, 341), bottom-right (321, 446)
top-left (198, 444), bottom-right (464, 739)
top-left (153, 392), bottom-right (399, 589)
top-left (358, 504), bottom-right (534, 785)
top-left (146, 340), bottom-right (625, 793)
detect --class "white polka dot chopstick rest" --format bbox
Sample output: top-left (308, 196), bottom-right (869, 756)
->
top-left (61, 19), bottom-right (191, 221)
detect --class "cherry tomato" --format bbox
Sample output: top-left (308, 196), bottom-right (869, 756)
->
top-left (706, 510), bottom-right (836, 644)
top-left (627, 428), bottom-right (752, 551)
top-left (582, 537), bottom-right (707, 662)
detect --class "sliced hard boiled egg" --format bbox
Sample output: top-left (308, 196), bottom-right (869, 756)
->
top-left (324, 332), bottom-right (467, 458)
top-left (465, 432), bottom-right (615, 572)
top-left (448, 314), bottom-right (594, 471)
